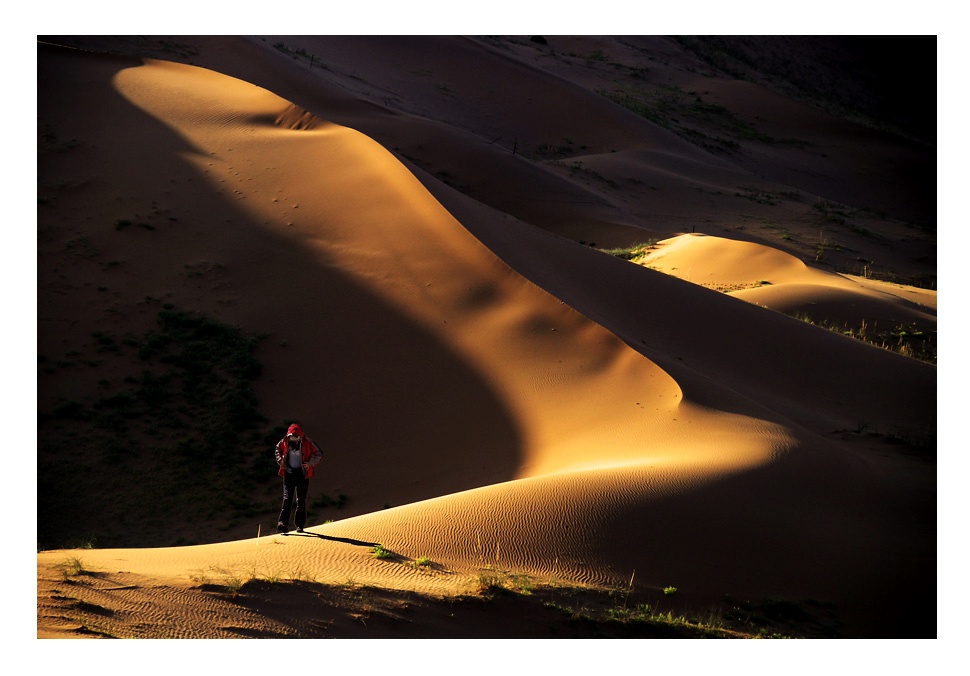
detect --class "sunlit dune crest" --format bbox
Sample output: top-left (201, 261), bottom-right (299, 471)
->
top-left (109, 57), bottom-right (792, 482)
top-left (644, 232), bottom-right (936, 343)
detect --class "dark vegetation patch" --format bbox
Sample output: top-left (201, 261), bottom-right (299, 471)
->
top-left (38, 308), bottom-right (284, 550)
top-left (786, 312), bottom-right (937, 366)
top-left (672, 35), bottom-right (936, 145)
top-left (601, 83), bottom-right (805, 154)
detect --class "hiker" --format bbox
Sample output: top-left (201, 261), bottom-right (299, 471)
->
top-left (274, 423), bottom-right (322, 533)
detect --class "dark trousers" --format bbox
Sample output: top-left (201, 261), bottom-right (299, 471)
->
top-left (278, 468), bottom-right (309, 529)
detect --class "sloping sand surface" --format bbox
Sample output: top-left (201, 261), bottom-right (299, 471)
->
top-left (37, 37), bottom-right (936, 641)
top-left (643, 232), bottom-right (936, 348)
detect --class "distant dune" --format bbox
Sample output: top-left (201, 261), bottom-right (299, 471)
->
top-left (37, 36), bottom-right (935, 640)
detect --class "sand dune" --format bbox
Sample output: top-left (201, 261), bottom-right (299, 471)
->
top-left (37, 36), bottom-right (936, 641)
top-left (643, 232), bottom-right (936, 333)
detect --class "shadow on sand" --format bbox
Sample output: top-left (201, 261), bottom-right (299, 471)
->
top-left (281, 532), bottom-right (379, 548)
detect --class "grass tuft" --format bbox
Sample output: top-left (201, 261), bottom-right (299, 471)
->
top-left (61, 557), bottom-right (87, 579)
top-left (789, 313), bottom-right (935, 364)
top-left (371, 543), bottom-right (392, 560)
top-left (598, 241), bottom-right (657, 261)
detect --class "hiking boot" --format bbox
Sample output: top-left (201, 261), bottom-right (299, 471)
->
top-left (277, 522), bottom-right (289, 533)
top-left (296, 527), bottom-right (305, 533)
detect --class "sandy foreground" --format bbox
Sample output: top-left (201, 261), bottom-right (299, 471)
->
top-left (35, 36), bottom-right (937, 647)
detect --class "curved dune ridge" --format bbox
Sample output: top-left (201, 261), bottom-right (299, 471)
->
top-left (36, 39), bottom-right (936, 640)
top-left (40, 53), bottom-right (792, 587)
top-left (106, 58), bottom-right (787, 480)
top-left (643, 232), bottom-right (937, 334)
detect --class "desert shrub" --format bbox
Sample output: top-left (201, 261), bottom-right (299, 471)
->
top-left (371, 544), bottom-right (392, 560)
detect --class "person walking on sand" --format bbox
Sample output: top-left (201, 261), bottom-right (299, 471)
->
top-left (274, 423), bottom-right (322, 533)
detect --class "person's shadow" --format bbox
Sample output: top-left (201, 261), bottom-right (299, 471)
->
top-left (282, 531), bottom-right (378, 548)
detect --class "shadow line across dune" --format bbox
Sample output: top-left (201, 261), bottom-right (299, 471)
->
top-left (37, 42), bottom-right (525, 549)
top-left (282, 532), bottom-right (379, 548)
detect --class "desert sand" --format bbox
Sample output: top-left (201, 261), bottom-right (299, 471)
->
top-left (35, 35), bottom-right (937, 649)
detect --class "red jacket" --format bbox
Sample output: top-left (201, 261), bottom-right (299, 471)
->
top-left (275, 423), bottom-right (322, 478)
